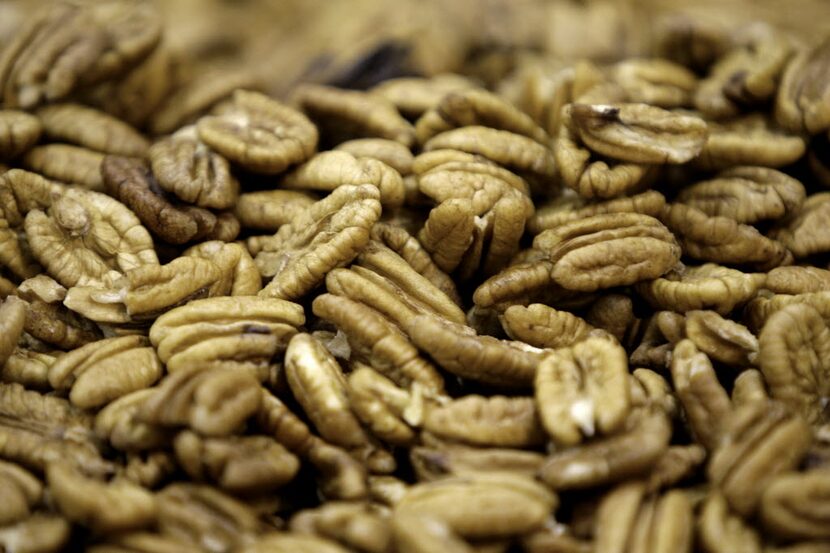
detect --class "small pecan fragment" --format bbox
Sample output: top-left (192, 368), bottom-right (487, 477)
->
top-left (174, 430), bottom-right (300, 494)
top-left (48, 335), bottom-right (161, 409)
top-left (47, 462), bottom-right (155, 533)
top-left (149, 127), bottom-right (239, 210)
top-left (0, 0), bottom-right (162, 109)
top-left (139, 366), bottom-right (262, 437)
top-left (285, 333), bottom-right (394, 473)
top-left (637, 264), bottom-right (764, 315)
top-left (595, 481), bottom-right (694, 553)
top-left (256, 184), bottom-right (382, 301)
top-left (536, 336), bottom-right (630, 446)
top-left (671, 340), bottom-right (733, 451)
top-left (283, 150), bottom-right (404, 208)
top-left (678, 167), bottom-right (805, 224)
top-left (295, 84), bottom-right (415, 146)
top-left (708, 400), bottom-right (812, 516)
top-left (760, 469), bottom-right (830, 540)
top-left (759, 303), bottom-right (830, 426)
top-left (406, 314), bottom-right (543, 388)
top-left (424, 126), bottom-right (556, 180)
top-left (36, 103), bottom-right (149, 157)
top-left (22, 144), bottom-right (105, 191)
top-left (198, 89), bottom-right (318, 174)
top-left (415, 88), bottom-right (548, 144)
top-left (0, 110), bottom-right (41, 159)
top-left (567, 103), bottom-right (707, 164)
top-left (661, 202), bottom-right (791, 269)
top-left (423, 395), bottom-right (545, 448)
top-left (501, 303), bottom-right (595, 349)
top-left (695, 114), bottom-right (806, 170)
top-left (776, 36), bottom-right (830, 134)
top-left (539, 407), bottom-right (672, 490)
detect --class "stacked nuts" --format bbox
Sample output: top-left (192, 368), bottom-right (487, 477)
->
top-left (0, 1), bottom-right (830, 552)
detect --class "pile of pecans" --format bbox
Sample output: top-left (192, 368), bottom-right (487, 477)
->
top-left (0, 1), bottom-right (829, 552)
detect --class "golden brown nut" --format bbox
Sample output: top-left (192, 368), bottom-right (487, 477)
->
top-left (198, 89), bottom-right (318, 174)
top-left (26, 187), bottom-right (158, 288)
top-left (732, 369), bottom-right (770, 408)
top-left (695, 114), bottom-right (806, 170)
top-left (529, 190), bottom-right (666, 234)
top-left (36, 103), bottom-right (149, 157)
top-left (567, 103), bottom-right (707, 164)
top-left (47, 462), bottom-right (155, 533)
top-left (86, 531), bottom-right (204, 553)
top-left (94, 389), bottom-right (170, 452)
top-left (0, 110), bottom-right (41, 159)
top-left (424, 126), bottom-right (555, 180)
top-left (256, 184), bottom-right (382, 301)
top-left (646, 444), bottom-right (707, 492)
top-left (776, 37), bottom-right (830, 134)
top-left (637, 264), bottom-right (764, 314)
top-left (0, 460), bottom-right (41, 526)
top-left (661, 202), bottom-right (791, 269)
top-left (283, 150), bottom-right (404, 208)
top-left (149, 127), bottom-right (239, 210)
top-left (240, 533), bottom-right (352, 553)
top-left (411, 442), bottom-right (545, 481)
top-left (156, 483), bottom-right (263, 552)
top-left (184, 240), bottom-right (261, 296)
top-left (708, 400), bottom-right (812, 516)
top-left (234, 189), bottom-right (316, 232)
top-left (759, 303), bottom-right (830, 426)
top-left (695, 25), bottom-right (792, 119)
top-left (139, 366), bottom-right (262, 437)
top-left (765, 266), bottom-right (830, 294)
top-left (685, 310), bottom-right (759, 367)
top-left (0, 0), bottom-right (162, 109)
top-left (698, 491), bottom-right (762, 553)
top-left (294, 84), bottom-right (415, 147)
top-left (335, 138), bottom-right (414, 175)
top-left (102, 155), bottom-right (221, 245)
top-left (415, 88), bottom-right (548, 145)
top-left (290, 501), bottom-right (391, 553)
top-left (371, 74), bottom-right (477, 118)
top-left (536, 336), bottom-right (630, 446)
top-left (423, 395), bottom-right (545, 448)
top-left (22, 144), bottom-right (105, 191)
top-left (595, 481), bottom-right (693, 553)
top-left (0, 295), bottom-right (26, 367)
top-left (406, 314), bottom-right (544, 388)
top-left (174, 430), bottom-right (299, 494)
top-left (539, 407), bottom-right (672, 490)
top-left (611, 58), bottom-right (698, 108)
top-left (312, 293), bottom-right (445, 394)
top-left (760, 469), bottom-right (830, 540)
top-left (285, 333), bottom-right (394, 473)
top-left (671, 340), bottom-right (733, 451)
top-left (0, 514), bottom-right (70, 553)
top-left (744, 291), bottom-right (830, 332)
top-left (394, 473), bottom-right (556, 540)
top-left (771, 192), bottom-right (830, 258)
top-left (677, 167), bottom-right (805, 224)
top-left (48, 335), bottom-right (161, 409)
top-left (500, 303), bottom-right (595, 349)
top-left (348, 366), bottom-right (418, 446)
